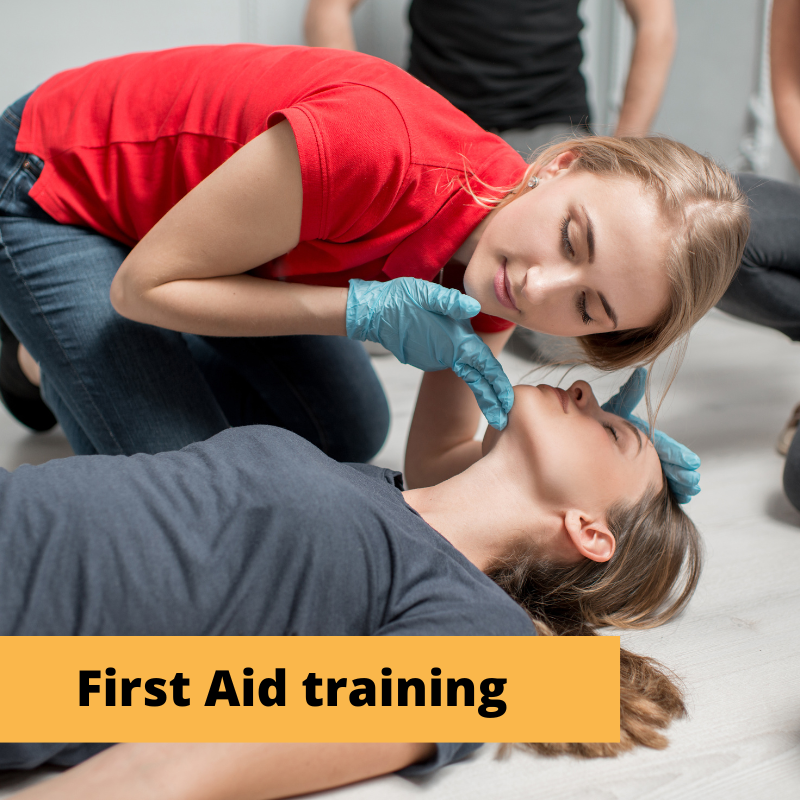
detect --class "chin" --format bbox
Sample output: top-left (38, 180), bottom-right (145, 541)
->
top-left (461, 264), bottom-right (481, 302)
top-left (504, 384), bottom-right (564, 436)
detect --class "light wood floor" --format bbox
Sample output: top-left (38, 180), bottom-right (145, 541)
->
top-left (1, 309), bottom-right (799, 799)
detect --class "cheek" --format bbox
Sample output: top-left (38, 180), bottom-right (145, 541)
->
top-left (561, 432), bottom-right (627, 500)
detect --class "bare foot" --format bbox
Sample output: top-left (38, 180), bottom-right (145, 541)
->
top-left (18, 344), bottom-right (41, 387)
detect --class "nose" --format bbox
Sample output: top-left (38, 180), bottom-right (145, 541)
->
top-left (568, 380), bottom-right (598, 410)
top-left (521, 263), bottom-right (578, 306)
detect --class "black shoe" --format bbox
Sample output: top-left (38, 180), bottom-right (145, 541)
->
top-left (0, 318), bottom-right (57, 432)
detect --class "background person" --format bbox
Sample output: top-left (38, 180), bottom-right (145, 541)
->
top-left (3, 374), bottom-right (699, 796)
top-left (770, 0), bottom-right (800, 174)
top-left (702, 0), bottom-right (800, 510)
top-left (304, 0), bottom-right (677, 153)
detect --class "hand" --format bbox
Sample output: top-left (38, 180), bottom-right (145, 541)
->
top-left (602, 368), bottom-right (700, 504)
top-left (346, 278), bottom-right (514, 429)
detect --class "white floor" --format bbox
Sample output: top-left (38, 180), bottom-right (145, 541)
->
top-left (1, 309), bottom-right (800, 799)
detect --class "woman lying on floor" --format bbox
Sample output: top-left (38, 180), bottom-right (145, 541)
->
top-left (3, 373), bottom-right (700, 799)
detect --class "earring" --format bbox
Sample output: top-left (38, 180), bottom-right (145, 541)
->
top-left (527, 176), bottom-right (539, 189)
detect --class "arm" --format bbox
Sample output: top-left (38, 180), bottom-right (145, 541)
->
top-left (405, 327), bottom-right (514, 488)
top-left (304, 0), bottom-right (365, 49)
top-left (614, 0), bottom-right (677, 137)
top-left (13, 742), bottom-right (436, 800)
top-left (771, 0), bottom-right (800, 172)
top-left (110, 119), bottom-right (513, 427)
top-left (109, 121), bottom-right (348, 338)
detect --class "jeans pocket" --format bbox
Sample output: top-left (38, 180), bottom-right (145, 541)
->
top-left (20, 154), bottom-right (43, 181)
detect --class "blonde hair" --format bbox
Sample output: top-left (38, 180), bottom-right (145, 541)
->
top-left (488, 480), bottom-right (701, 757)
top-left (470, 136), bottom-right (750, 374)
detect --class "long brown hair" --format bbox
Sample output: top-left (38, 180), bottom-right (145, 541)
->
top-left (488, 480), bottom-right (701, 757)
top-left (467, 136), bottom-right (750, 377)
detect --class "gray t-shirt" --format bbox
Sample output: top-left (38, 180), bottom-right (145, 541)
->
top-left (0, 426), bottom-right (534, 775)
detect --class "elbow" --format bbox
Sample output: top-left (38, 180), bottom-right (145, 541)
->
top-left (109, 259), bottom-right (147, 322)
top-left (109, 270), bottom-right (132, 319)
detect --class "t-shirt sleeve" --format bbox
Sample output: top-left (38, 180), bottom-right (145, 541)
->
top-left (396, 742), bottom-right (483, 777)
top-left (268, 85), bottom-right (411, 244)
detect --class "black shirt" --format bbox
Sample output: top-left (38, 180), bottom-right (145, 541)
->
top-left (408, 0), bottom-right (590, 131)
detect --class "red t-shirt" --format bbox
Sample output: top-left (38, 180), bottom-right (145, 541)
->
top-left (17, 45), bottom-right (524, 332)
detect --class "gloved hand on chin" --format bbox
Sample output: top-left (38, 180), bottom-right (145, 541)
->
top-left (346, 278), bottom-right (514, 430)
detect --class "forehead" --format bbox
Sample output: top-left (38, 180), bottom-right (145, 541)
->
top-left (570, 171), bottom-right (668, 235)
top-left (569, 172), bottom-right (673, 316)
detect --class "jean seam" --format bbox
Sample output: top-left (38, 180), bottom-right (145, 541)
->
top-left (1, 107), bottom-right (21, 132)
top-left (0, 154), bottom-right (26, 207)
top-left (0, 226), bottom-right (126, 454)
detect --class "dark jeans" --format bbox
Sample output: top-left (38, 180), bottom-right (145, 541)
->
top-left (718, 172), bottom-right (800, 510)
top-left (0, 94), bottom-right (389, 459)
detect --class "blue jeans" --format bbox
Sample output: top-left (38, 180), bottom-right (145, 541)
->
top-left (0, 94), bottom-right (389, 459)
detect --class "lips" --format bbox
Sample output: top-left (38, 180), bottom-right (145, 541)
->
top-left (493, 260), bottom-right (518, 311)
top-left (547, 385), bottom-right (569, 413)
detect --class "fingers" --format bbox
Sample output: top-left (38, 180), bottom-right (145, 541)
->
top-left (456, 337), bottom-right (514, 412)
top-left (651, 429), bottom-right (701, 502)
top-left (406, 280), bottom-right (481, 320)
top-left (601, 367), bottom-right (647, 417)
top-left (454, 363), bottom-right (509, 430)
top-left (652, 430), bottom-right (702, 470)
top-left (452, 340), bottom-right (514, 430)
top-left (663, 464), bottom-right (701, 491)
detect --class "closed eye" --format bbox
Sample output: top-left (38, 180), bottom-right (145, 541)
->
top-left (603, 421), bottom-right (619, 441)
top-left (577, 292), bottom-right (593, 325)
top-left (561, 216), bottom-right (575, 257)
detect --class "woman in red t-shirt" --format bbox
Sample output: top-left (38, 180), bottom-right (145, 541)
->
top-left (0, 45), bottom-right (748, 481)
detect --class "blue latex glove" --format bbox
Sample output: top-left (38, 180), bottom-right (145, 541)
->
top-left (602, 368), bottom-right (701, 504)
top-left (346, 278), bottom-right (514, 429)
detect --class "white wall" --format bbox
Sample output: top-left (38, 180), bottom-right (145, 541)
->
top-left (0, 1), bottom-right (245, 110)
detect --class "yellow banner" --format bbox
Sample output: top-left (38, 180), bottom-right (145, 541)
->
top-left (0, 636), bottom-right (619, 743)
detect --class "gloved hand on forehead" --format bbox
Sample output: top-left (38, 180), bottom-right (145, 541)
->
top-left (346, 278), bottom-right (514, 430)
top-left (602, 368), bottom-right (701, 504)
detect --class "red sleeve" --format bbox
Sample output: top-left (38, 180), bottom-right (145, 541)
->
top-left (471, 313), bottom-right (516, 334)
top-left (268, 85), bottom-right (410, 244)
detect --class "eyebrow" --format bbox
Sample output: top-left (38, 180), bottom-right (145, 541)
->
top-left (582, 205), bottom-right (595, 263)
top-left (620, 419), bottom-right (643, 455)
top-left (598, 292), bottom-right (618, 329)
top-left (579, 206), bottom-right (617, 329)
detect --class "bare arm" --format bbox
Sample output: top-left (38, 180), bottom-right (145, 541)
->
top-left (13, 742), bottom-right (436, 800)
top-left (304, 0), bottom-right (365, 49)
top-left (614, 0), bottom-right (677, 137)
top-left (771, 0), bottom-right (800, 172)
top-left (109, 121), bottom-right (348, 338)
top-left (405, 328), bottom-right (514, 488)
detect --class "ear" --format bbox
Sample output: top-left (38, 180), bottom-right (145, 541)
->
top-left (536, 149), bottom-right (580, 181)
top-left (563, 509), bottom-right (616, 563)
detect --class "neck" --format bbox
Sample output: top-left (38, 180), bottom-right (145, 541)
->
top-left (403, 452), bottom-right (552, 572)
